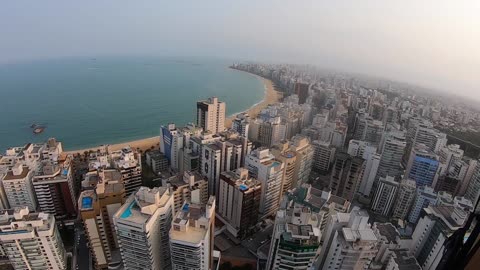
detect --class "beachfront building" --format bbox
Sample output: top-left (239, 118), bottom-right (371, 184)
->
top-left (217, 168), bottom-right (261, 238)
top-left (170, 196), bottom-right (216, 270)
top-left (162, 170), bottom-right (209, 213)
top-left (0, 207), bottom-right (66, 270)
top-left (32, 156), bottom-right (77, 220)
top-left (160, 123), bottom-right (184, 170)
top-left (197, 96), bottom-right (226, 134)
top-left (79, 169), bottom-right (126, 270)
top-left (114, 187), bottom-right (174, 270)
top-left (0, 163), bottom-right (36, 211)
top-left (245, 148), bottom-right (285, 219)
top-left (111, 147), bottom-right (142, 196)
top-left (266, 200), bottom-right (322, 270)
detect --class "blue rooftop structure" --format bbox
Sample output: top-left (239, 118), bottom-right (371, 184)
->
top-left (182, 203), bottom-right (189, 212)
top-left (120, 201), bottom-right (135, 219)
top-left (81, 197), bottom-right (93, 209)
top-left (239, 184), bottom-right (249, 191)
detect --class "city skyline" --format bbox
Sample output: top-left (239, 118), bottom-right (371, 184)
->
top-left (0, 1), bottom-right (479, 100)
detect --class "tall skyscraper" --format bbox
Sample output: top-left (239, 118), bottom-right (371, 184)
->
top-left (391, 179), bottom-right (416, 220)
top-left (217, 168), bottom-right (261, 238)
top-left (271, 141), bottom-right (297, 196)
top-left (465, 163), bottom-right (480, 208)
top-left (371, 176), bottom-right (399, 216)
top-left (32, 157), bottom-right (77, 220)
top-left (294, 82), bottom-right (309, 104)
top-left (266, 200), bottom-right (322, 270)
top-left (329, 152), bottom-right (365, 202)
top-left (170, 196), bottom-right (216, 270)
top-left (289, 135), bottom-right (314, 187)
top-left (79, 169), bottom-right (126, 270)
top-left (410, 205), bottom-right (468, 270)
top-left (245, 148), bottom-right (284, 219)
top-left (0, 207), bottom-right (66, 270)
top-left (408, 186), bottom-right (438, 224)
top-left (353, 113), bottom-right (385, 146)
top-left (405, 145), bottom-right (439, 188)
top-left (160, 123), bottom-right (184, 170)
top-left (114, 187), bottom-right (174, 270)
top-left (196, 97), bottom-right (226, 134)
top-left (312, 140), bottom-right (336, 174)
top-left (376, 131), bottom-right (406, 181)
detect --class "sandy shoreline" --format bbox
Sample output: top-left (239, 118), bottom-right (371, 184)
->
top-left (65, 71), bottom-right (282, 155)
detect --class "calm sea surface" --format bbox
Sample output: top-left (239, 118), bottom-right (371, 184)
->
top-left (0, 57), bottom-right (263, 151)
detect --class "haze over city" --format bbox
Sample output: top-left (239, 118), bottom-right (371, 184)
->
top-left (1, 0), bottom-right (478, 99)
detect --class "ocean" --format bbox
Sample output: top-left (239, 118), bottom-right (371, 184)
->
top-left (0, 57), bottom-right (264, 151)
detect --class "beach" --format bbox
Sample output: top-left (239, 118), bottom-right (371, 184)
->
top-left (65, 72), bottom-right (282, 156)
top-left (225, 72), bottom-right (283, 128)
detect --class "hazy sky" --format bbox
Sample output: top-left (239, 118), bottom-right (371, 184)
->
top-left (1, 1), bottom-right (479, 98)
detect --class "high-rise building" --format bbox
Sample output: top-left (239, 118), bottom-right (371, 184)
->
top-left (329, 152), bottom-right (365, 202)
top-left (0, 207), bottom-right (66, 270)
top-left (0, 163), bottom-right (36, 211)
top-left (111, 148), bottom-right (142, 196)
top-left (114, 187), bottom-right (174, 270)
top-left (358, 153), bottom-right (381, 198)
top-left (79, 169), bottom-right (126, 270)
top-left (465, 163), bottom-right (480, 208)
top-left (232, 112), bottom-right (250, 138)
top-left (410, 205), bottom-right (468, 270)
top-left (145, 150), bottom-right (169, 174)
top-left (289, 135), bottom-right (314, 187)
top-left (245, 148), bottom-right (284, 219)
top-left (405, 145), bottom-right (439, 188)
top-left (160, 123), bottom-right (184, 170)
top-left (170, 196), bottom-right (216, 270)
top-left (196, 97), bottom-right (226, 134)
top-left (384, 249), bottom-right (421, 270)
top-left (266, 200), bottom-right (322, 270)
top-left (217, 168), bottom-right (261, 238)
top-left (371, 176), bottom-right (399, 216)
top-left (294, 82), bottom-right (309, 104)
top-left (318, 209), bottom-right (378, 270)
top-left (271, 141), bottom-right (297, 196)
top-left (404, 119), bottom-right (446, 165)
top-left (391, 179), bottom-right (416, 220)
top-left (408, 186), bottom-right (438, 224)
top-left (250, 117), bottom-right (286, 147)
top-left (376, 131), bottom-right (406, 181)
top-left (162, 170), bottom-right (209, 213)
top-left (439, 144), bottom-right (464, 169)
top-left (347, 139), bottom-right (376, 158)
top-left (312, 140), bottom-right (336, 174)
top-left (353, 113), bottom-right (384, 146)
top-left (32, 157), bottom-right (77, 220)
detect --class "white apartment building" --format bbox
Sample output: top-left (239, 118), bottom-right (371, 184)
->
top-left (0, 207), bottom-right (66, 270)
top-left (371, 176), bottom-right (399, 216)
top-left (170, 196), bottom-right (216, 270)
top-left (114, 187), bottom-right (174, 270)
top-left (245, 148), bottom-right (285, 219)
top-left (0, 163), bottom-right (36, 211)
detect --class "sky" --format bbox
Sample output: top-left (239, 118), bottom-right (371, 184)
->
top-left (1, 1), bottom-right (479, 99)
